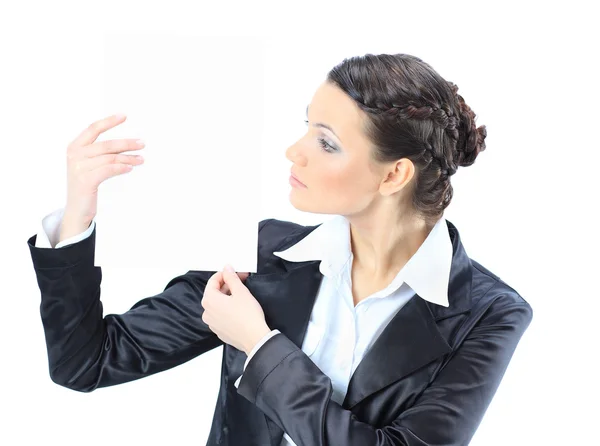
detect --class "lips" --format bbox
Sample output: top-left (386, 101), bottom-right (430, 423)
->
top-left (290, 172), bottom-right (305, 186)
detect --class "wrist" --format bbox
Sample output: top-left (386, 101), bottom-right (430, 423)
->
top-left (245, 324), bottom-right (272, 355)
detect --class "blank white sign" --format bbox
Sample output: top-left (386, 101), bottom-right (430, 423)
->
top-left (98, 32), bottom-right (264, 271)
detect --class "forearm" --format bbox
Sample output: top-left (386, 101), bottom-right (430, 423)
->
top-left (236, 333), bottom-right (382, 445)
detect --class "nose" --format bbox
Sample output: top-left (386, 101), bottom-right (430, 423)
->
top-left (285, 142), bottom-right (307, 165)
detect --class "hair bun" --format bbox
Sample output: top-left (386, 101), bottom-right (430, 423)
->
top-left (454, 92), bottom-right (487, 167)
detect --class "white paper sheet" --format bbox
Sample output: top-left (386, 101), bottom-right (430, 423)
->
top-left (97, 32), bottom-right (264, 271)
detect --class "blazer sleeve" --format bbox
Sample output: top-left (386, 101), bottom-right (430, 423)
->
top-left (235, 284), bottom-right (534, 446)
top-left (27, 218), bottom-right (273, 393)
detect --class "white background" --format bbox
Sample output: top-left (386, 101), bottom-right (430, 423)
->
top-left (1, 0), bottom-right (598, 445)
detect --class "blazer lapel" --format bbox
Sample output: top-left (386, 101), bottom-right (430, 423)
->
top-left (344, 220), bottom-right (474, 408)
top-left (343, 294), bottom-right (452, 408)
top-left (244, 259), bottom-right (323, 353)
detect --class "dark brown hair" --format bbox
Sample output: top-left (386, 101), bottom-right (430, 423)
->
top-left (326, 53), bottom-right (487, 226)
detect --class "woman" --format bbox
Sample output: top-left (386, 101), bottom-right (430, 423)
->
top-left (28, 53), bottom-right (533, 446)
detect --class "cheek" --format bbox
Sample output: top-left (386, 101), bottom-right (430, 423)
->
top-left (320, 163), bottom-right (367, 197)
top-left (323, 171), bottom-right (352, 191)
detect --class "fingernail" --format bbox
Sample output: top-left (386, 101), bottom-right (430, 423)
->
top-left (224, 264), bottom-right (234, 272)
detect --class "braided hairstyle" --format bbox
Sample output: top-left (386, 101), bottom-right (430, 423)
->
top-left (326, 53), bottom-right (487, 226)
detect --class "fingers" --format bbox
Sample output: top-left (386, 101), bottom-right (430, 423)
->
top-left (65, 115), bottom-right (147, 194)
top-left (206, 271), bottom-right (224, 292)
top-left (206, 270), bottom-right (249, 296)
top-left (83, 152), bottom-right (145, 173)
top-left (86, 138), bottom-right (146, 159)
top-left (68, 114), bottom-right (127, 151)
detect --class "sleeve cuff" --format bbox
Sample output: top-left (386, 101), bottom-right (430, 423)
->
top-left (233, 329), bottom-right (281, 389)
top-left (56, 220), bottom-right (96, 249)
top-left (27, 208), bottom-right (97, 268)
top-left (235, 332), bottom-right (300, 402)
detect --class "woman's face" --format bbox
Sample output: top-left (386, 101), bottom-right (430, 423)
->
top-left (285, 81), bottom-right (395, 216)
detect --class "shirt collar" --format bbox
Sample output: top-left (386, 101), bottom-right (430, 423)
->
top-left (273, 215), bottom-right (452, 307)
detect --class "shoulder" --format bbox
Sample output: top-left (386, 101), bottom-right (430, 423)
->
top-left (470, 259), bottom-right (532, 307)
top-left (468, 260), bottom-right (534, 334)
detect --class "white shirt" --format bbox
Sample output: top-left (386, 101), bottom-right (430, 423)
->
top-left (35, 208), bottom-right (453, 446)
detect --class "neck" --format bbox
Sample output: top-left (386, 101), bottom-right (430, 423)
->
top-left (345, 202), bottom-right (436, 282)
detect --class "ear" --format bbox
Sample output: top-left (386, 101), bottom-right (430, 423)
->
top-left (381, 158), bottom-right (414, 196)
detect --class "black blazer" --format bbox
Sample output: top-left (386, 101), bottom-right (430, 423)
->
top-left (27, 217), bottom-right (533, 446)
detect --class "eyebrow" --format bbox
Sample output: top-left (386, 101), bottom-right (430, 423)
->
top-left (306, 104), bottom-right (343, 144)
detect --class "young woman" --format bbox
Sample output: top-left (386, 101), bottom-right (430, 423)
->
top-left (28, 53), bottom-right (533, 446)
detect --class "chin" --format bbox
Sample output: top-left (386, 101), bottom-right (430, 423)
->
top-left (289, 188), bottom-right (316, 212)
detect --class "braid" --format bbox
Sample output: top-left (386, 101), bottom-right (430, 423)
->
top-left (361, 101), bottom-right (460, 141)
top-left (359, 100), bottom-right (460, 179)
top-left (422, 141), bottom-right (454, 185)
top-left (389, 103), bottom-right (460, 142)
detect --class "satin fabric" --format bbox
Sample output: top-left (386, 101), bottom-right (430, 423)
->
top-left (27, 218), bottom-right (533, 445)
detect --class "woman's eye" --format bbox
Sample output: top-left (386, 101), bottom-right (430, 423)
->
top-left (317, 138), bottom-right (335, 153)
top-left (304, 120), bottom-right (336, 153)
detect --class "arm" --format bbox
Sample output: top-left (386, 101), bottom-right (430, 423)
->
top-left (27, 216), bottom-right (273, 392)
top-left (235, 286), bottom-right (533, 445)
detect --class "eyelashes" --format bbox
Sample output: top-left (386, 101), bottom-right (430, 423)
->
top-left (304, 120), bottom-right (336, 153)
top-left (317, 138), bottom-right (335, 152)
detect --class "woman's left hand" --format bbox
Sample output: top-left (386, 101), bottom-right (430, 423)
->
top-left (201, 264), bottom-right (272, 355)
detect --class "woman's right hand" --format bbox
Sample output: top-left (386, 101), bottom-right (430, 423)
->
top-left (64, 114), bottom-right (145, 224)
